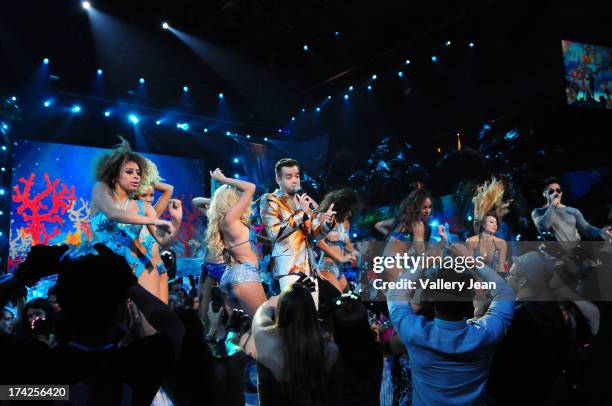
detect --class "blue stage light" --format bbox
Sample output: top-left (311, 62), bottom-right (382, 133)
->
top-left (43, 100), bottom-right (52, 107)
top-left (234, 174), bottom-right (240, 178)
top-left (316, 107), bottom-right (321, 112)
top-left (349, 86), bottom-right (354, 91)
top-left (1, 145), bottom-right (6, 151)
top-left (371, 74), bottom-right (377, 80)
top-left (233, 157), bottom-right (239, 164)
top-left (343, 94), bottom-right (349, 100)
top-left (139, 77), bottom-right (145, 84)
top-left (203, 128), bottom-right (208, 133)
top-left (71, 105), bottom-right (81, 113)
top-left (128, 114), bottom-right (139, 124)
top-left (467, 215), bottom-right (473, 221)
top-left (162, 22), bottom-right (169, 30)
top-left (11, 96), bottom-right (16, 101)
top-left (0, 188), bottom-right (5, 195)
top-left (301, 108), bottom-right (306, 112)
top-left (97, 69), bottom-right (103, 75)
top-left (43, 58), bottom-right (49, 65)
top-left (367, 85), bottom-right (372, 91)
top-left (155, 120), bottom-right (161, 125)
top-left (183, 86), bottom-right (189, 92)
top-left (104, 111), bottom-right (111, 117)
top-left (303, 44), bottom-right (309, 51)
top-left (431, 56), bottom-right (438, 62)
top-left (226, 131), bottom-right (231, 136)
top-left (264, 137), bottom-right (268, 141)
top-left (177, 123), bottom-right (189, 131)
top-left (291, 116), bottom-right (295, 121)
top-left (82, 1), bottom-right (91, 10)
top-left (327, 95), bottom-right (332, 100)
top-left (445, 40), bottom-right (452, 47)
top-left (218, 93), bottom-right (224, 99)
top-left (429, 219), bottom-right (439, 228)
top-left (334, 31), bottom-right (340, 36)
top-left (246, 134), bottom-right (251, 139)
top-left (405, 59), bottom-right (411, 65)
top-left (397, 71), bottom-right (403, 77)
top-left (468, 42), bottom-right (475, 48)
top-left (505, 129), bottom-right (520, 141)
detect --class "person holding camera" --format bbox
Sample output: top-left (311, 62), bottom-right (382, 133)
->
top-left (0, 244), bottom-right (185, 405)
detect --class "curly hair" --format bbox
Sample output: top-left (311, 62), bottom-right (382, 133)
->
top-left (204, 185), bottom-right (253, 258)
top-left (472, 177), bottom-right (511, 233)
top-left (137, 157), bottom-right (163, 195)
top-left (391, 188), bottom-right (433, 240)
top-left (318, 188), bottom-right (362, 222)
top-left (94, 137), bottom-right (148, 192)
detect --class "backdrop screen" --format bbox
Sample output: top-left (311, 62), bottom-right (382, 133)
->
top-left (562, 40), bottom-right (612, 109)
top-left (8, 139), bottom-right (206, 271)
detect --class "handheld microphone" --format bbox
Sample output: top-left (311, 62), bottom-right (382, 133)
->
top-left (294, 186), bottom-right (318, 210)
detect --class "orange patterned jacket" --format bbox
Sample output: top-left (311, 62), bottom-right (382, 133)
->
top-left (260, 189), bottom-right (332, 278)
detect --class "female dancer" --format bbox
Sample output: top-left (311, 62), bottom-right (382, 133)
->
top-left (387, 188), bottom-right (447, 253)
top-left (374, 181), bottom-right (428, 237)
top-left (136, 157), bottom-right (182, 303)
top-left (204, 168), bottom-right (265, 319)
top-left (316, 189), bottom-right (361, 292)
top-left (192, 196), bottom-right (226, 326)
top-left (91, 140), bottom-right (179, 300)
top-left (466, 177), bottom-right (509, 273)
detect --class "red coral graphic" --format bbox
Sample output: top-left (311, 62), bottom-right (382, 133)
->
top-left (12, 173), bottom-right (77, 245)
top-left (161, 194), bottom-right (202, 257)
top-left (82, 223), bottom-right (92, 241)
top-left (7, 257), bottom-right (25, 273)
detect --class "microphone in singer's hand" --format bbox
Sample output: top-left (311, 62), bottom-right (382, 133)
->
top-left (294, 187), bottom-right (315, 210)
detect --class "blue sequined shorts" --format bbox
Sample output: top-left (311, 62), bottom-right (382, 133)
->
top-left (202, 262), bottom-right (226, 283)
top-left (220, 262), bottom-right (260, 297)
top-left (132, 260), bottom-right (167, 278)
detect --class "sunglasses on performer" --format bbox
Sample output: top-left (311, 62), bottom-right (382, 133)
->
top-left (547, 188), bottom-right (562, 195)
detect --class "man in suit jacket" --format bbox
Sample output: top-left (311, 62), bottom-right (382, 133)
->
top-left (260, 158), bottom-right (335, 294)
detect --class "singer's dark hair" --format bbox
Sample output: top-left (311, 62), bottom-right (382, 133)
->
top-left (542, 177), bottom-right (561, 193)
top-left (275, 158), bottom-right (299, 177)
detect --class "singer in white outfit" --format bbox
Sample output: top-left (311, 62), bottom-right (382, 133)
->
top-left (260, 158), bottom-right (336, 299)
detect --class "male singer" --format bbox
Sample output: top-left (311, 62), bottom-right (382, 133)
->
top-left (260, 158), bottom-right (336, 293)
top-left (532, 177), bottom-right (612, 242)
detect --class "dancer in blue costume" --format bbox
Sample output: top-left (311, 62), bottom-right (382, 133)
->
top-left (91, 140), bottom-right (180, 301)
top-left (192, 196), bottom-right (226, 327)
top-left (316, 188), bottom-right (362, 292)
top-left (387, 188), bottom-right (447, 251)
top-left (137, 157), bottom-right (182, 303)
